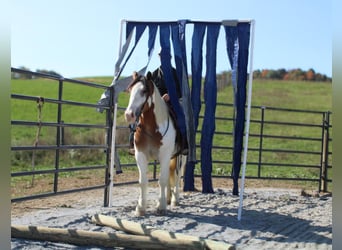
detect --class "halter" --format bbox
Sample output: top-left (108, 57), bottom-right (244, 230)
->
top-left (128, 74), bottom-right (170, 138)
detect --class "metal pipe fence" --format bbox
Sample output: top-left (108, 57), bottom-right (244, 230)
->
top-left (11, 68), bottom-right (332, 206)
top-left (11, 68), bottom-right (114, 204)
top-left (206, 103), bottom-right (332, 192)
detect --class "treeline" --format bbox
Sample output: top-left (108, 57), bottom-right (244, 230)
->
top-left (11, 66), bottom-right (62, 79)
top-left (253, 68), bottom-right (331, 82)
top-left (12, 66), bottom-right (331, 83)
top-left (217, 68), bottom-right (331, 83)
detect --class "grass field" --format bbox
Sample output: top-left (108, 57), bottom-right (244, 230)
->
top-left (11, 76), bottom-right (332, 195)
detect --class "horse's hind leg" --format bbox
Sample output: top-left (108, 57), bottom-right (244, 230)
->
top-left (172, 155), bottom-right (187, 206)
top-left (168, 157), bottom-right (177, 206)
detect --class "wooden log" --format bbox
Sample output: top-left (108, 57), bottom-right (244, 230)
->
top-left (91, 214), bottom-right (235, 250)
top-left (11, 224), bottom-right (203, 249)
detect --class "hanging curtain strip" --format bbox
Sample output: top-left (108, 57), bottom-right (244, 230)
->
top-left (190, 24), bottom-right (206, 131)
top-left (96, 26), bottom-right (134, 111)
top-left (111, 23), bottom-right (158, 97)
top-left (179, 20), bottom-right (197, 163)
top-left (224, 25), bottom-right (239, 169)
top-left (170, 20), bottom-right (196, 163)
top-left (132, 24), bottom-right (158, 80)
top-left (112, 19), bottom-right (251, 87)
top-left (159, 24), bottom-right (187, 142)
top-left (181, 23), bottom-right (206, 191)
top-left (115, 24), bottom-right (147, 80)
top-left (147, 24), bottom-right (158, 58)
top-left (171, 24), bottom-right (184, 84)
top-left (200, 23), bottom-right (221, 193)
top-left (231, 22), bottom-right (251, 195)
top-left (224, 26), bottom-right (239, 93)
top-left (114, 29), bottom-right (134, 78)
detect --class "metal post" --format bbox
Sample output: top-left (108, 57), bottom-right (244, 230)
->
top-left (108, 102), bottom-right (118, 207)
top-left (54, 78), bottom-right (63, 193)
top-left (103, 88), bottom-right (113, 207)
top-left (257, 106), bottom-right (265, 177)
top-left (153, 160), bottom-right (157, 180)
top-left (319, 111), bottom-right (330, 192)
top-left (60, 120), bottom-right (64, 145)
top-left (319, 112), bottom-right (325, 192)
top-left (238, 19), bottom-right (255, 221)
top-left (323, 111), bottom-right (330, 192)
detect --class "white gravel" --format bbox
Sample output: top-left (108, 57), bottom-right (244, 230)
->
top-left (11, 186), bottom-right (332, 249)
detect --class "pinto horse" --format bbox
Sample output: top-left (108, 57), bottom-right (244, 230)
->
top-left (124, 71), bottom-right (186, 216)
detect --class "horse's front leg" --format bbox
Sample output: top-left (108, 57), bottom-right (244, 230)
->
top-left (135, 153), bottom-right (148, 216)
top-left (156, 156), bottom-right (170, 215)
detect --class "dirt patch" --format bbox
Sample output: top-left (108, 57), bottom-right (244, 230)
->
top-left (11, 174), bottom-right (323, 217)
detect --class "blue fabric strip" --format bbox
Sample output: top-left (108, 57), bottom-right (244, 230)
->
top-left (159, 25), bottom-right (187, 139)
top-left (118, 24), bottom-right (147, 79)
top-left (170, 21), bottom-right (196, 163)
top-left (231, 23), bottom-right (251, 195)
top-left (200, 24), bottom-right (220, 193)
top-left (190, 24), bottom-right (206, 131)
top-left (183, 24), bottom-right (206, 191)
top-left (147, 25), bottom-right (158, 58)
top-left (224, 26), bottom-right (239, 93)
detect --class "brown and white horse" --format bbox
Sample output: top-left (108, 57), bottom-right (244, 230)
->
top-left (124, 71), bottom-right (186, 216)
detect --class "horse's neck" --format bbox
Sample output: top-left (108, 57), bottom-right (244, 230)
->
top-left (152, 88), bottom-right (169, 125)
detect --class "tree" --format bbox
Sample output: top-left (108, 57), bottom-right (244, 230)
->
top-left (306, 68), bottom-right (315, 81)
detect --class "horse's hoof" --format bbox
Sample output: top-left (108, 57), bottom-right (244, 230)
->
top-left (156, 208), bottom-right (167, 216)
top-left (135, 207), bottom-right (145, 216)
top-left (171, 201), bottom-right (179, 207)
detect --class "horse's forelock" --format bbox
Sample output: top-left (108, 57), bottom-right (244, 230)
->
top-left (127, 75), bottom-right (155, 97)
top-left (127, 75), bottom-right (142, 92)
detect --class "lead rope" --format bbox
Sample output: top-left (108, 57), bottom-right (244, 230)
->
top-left (31, 97), bottom-right (44, 187)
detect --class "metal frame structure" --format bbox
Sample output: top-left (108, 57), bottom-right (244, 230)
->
top-left (108, 19), bottom-right (256, 220)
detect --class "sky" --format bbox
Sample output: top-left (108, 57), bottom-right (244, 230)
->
top-left (11, 0), bottom-right (332, 79)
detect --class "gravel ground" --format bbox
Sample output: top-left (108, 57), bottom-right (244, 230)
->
top-left (11, 185), bottom-right (332, 249)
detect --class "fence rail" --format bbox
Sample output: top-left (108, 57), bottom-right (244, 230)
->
top-left (11, 68), bottom-right (332, 206)
top-left (11, 67), bottom-right (114, 205)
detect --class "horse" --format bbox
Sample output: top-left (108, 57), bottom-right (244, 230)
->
top-left (124, 71), bottom-right (187, 216)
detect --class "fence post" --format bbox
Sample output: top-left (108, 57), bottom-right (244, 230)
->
top-left (153, 160), bottom-right (157, 180)
top-left (54, 78), bottom-right (64, 193)
top-left (320, 111), bottom-right (330, 192)
top-left (60, 120), bottom-right (64, 145)
top-left (257, 106), bottom-right (266, 177)
top-left (321, 111), bottom-right (330, 192)
top-left (104, 88), bottom-right (114, 207)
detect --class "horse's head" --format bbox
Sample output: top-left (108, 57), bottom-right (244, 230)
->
top-left (124, 71), bottom-right (154, 123)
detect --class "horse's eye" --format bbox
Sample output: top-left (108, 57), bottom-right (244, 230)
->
top-left (142, 87), bottom-right (148, 94)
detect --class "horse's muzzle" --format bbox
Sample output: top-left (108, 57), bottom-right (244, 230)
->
top-left (125, 110), bottom-right (135, 123)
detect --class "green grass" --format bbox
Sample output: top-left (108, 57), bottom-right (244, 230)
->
top-left (213, 80), bottom-right (332, 186)
top-left (11, 77), bottom-right (332, 191)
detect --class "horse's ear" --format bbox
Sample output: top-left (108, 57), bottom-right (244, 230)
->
top-left (146, 71), bottom-right (152, 80)
top-left (132, 71), bottom-right (138, 80)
